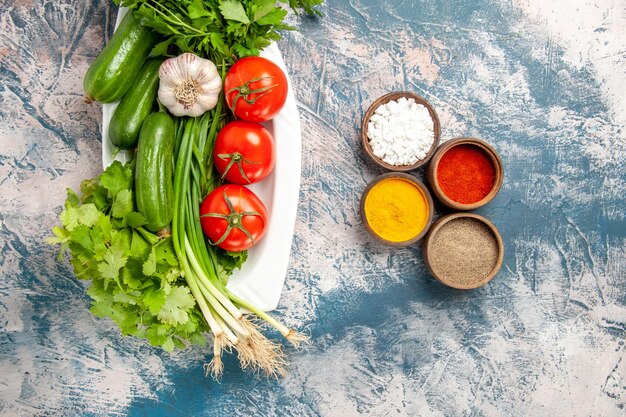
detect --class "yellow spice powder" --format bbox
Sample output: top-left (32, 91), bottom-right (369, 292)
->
top-left (364, 178), bottom-right (428, 242)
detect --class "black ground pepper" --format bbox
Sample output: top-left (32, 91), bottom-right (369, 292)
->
top-left (429, 217), bottom-right (499, 285)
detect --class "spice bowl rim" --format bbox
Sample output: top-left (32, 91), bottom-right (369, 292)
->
top-left (360, 172), bottom-right (434, 247)
top-left (361, 91), bottom-right (441, 172)
top-left (422, 212), bottom-right (504, 290)
top-left (426, 137), bottom-right (504, 210)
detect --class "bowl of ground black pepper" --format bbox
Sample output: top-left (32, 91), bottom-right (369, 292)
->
top-left (423, 213), bottom-right (504, 289)
top-left (426, 137), bottom-right (503, 210)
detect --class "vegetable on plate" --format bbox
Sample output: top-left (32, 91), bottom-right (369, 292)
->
top-left (158, 53), bottom-right (222, 117)
top-left (135, 111), bottom-right (176, 233)
top-left (109, 58), bottom-right (163, 149)
top-left (199, 184), bottom-right (268, 252)
top-left (224, 56), bottom-right (288, 122)
top-left (214, 121), bottom-right (275, 184)
top-left (84, 11), bottom-right (159, 103)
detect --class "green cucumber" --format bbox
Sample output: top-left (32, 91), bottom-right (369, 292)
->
top-left (109, 59), bottom-right (163, 149)
top-left (135, 112), bottom-right (175, 232)
top-left (84, 12), bottom-right (159, 103)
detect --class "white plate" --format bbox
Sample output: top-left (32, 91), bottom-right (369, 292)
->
top-left (102, 8), bottom-right (302, 311)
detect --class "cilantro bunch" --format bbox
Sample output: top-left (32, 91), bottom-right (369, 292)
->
top-left (49, 161), bottom-right (207, 351)
top-left (114, 0), bottom-right (323, 63)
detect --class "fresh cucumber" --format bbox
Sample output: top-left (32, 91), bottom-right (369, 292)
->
top-left (109, 59), bottom-right (162, 149)
top-left (135, 112), bottom-right (175, 232)
top-left (84, 12), bottom-right (159, 103)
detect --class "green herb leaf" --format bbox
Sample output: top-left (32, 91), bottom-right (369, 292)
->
top-left (113, 291), bottom-right (139, 305)
top-left (157, 285), bottom-right (196, 326)
top-left (99, 161), bottom-right (132, 198)
top-left (156, 239), bottom-right (179, 267)
top-left (112, 189), bottom-right (133, 219)
top-left (217, 249), bottom-right (248, 275)
top-left (126, 211), bottom-right (147, 228)
top-left (252, 0), bottom-right (276, 22)
top-left (172, 337), bottom-right (187, 350)
top-left (188, 0), bottom-right (212, 19)
top-left (143, 286), bottom-right (167, 314)
top-left (86, 281), bottom-right (110, 302)
top-left (69, 225), bottom-right (93, 252)
top-left (146, 327), bottom-right (168, 347)
top-left (78, 204), bottom-right (103, 227)
top-left (98, 245), bottom-right (128, 284)
top-left (59, 206), bottom-right (79, 231)
top-left (287, 0), bottom-right (324, 16)
top-left (65, 188), bottom-right (80, 207)
top-left (220, 0), bottom-right (250, 24)
top-left (162, 337), bottom-right (176, 352)
top-left (47, 226), bottom-right (68, 244)
top-left (233, 43), bottom-right (256, 57)
top-left (150, 38), bottom-right (173, 57)
top-left (256, 7), bottom-right (287, 26)
top-left (143, 247), bottom-right (157, 276)
top-left (122, 257), bottom-right (147, 290)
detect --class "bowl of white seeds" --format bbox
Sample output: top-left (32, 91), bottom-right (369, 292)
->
top-left (361, 92), bottom-right (441, 171)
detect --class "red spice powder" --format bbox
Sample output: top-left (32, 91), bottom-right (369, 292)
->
top-left (436, 144), bottom-right (496, 204)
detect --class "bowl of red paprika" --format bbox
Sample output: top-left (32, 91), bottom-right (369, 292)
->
top-left (426, 138), bottom-right (503, 210)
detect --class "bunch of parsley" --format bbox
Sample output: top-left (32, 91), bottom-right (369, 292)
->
top-left (114, 0), bottom-right (323, 63)
top-left (49, 161), bottom-right (208, 351)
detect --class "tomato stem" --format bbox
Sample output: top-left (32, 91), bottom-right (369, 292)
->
top-left (200, 191), bottom-right (262, 246)
top-left (226, 76), bottom-right (278, 113)
top-left (218, 151), bottom-right (261, 183)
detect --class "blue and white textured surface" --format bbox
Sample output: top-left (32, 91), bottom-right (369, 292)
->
top-left (1, 0), bottom-right (625, 415)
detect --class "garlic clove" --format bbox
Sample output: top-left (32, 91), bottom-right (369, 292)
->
top-left (166, 101), bottom-right (189, 118)
top-left (178, 53), bottom-right (201, 82)
top-left (195, 65), bottom-right (219, 86)
top-left (200, 75), bottom-right (222, 92)
top-left (159, 58), bottom-right (184, 87)
top-left (196, 91), bottom-right (219, 110)
top-left (186, 103), bottom-right (208, 117)
top-left (158, 84), bottom-right (178, 106)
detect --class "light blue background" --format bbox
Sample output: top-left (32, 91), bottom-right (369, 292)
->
top-left (1, 0), bottom-right (624, 416)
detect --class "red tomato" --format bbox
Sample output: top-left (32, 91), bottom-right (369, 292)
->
top-left (224, 56), bottom-right (288, 122)
top-left (199, 184), bottom-right (268, 251)
top-left (214, 121), bottom-right (275, 184)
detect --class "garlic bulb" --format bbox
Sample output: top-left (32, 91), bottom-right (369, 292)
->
top-left (158, 53), bottom-right (222, 117)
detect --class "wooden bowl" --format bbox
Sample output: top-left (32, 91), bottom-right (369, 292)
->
top-left (426, 137), bottom-right (504, 210)
top-left (361, 92), bottom-right (441, 171)
top-left (359, 172), bottom-right (434, 246)
top-left (422, 212), bottom-right (504, 289)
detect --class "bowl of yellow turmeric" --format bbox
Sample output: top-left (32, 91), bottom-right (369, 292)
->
top-left (360, 173), bottom-right (434, 246)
